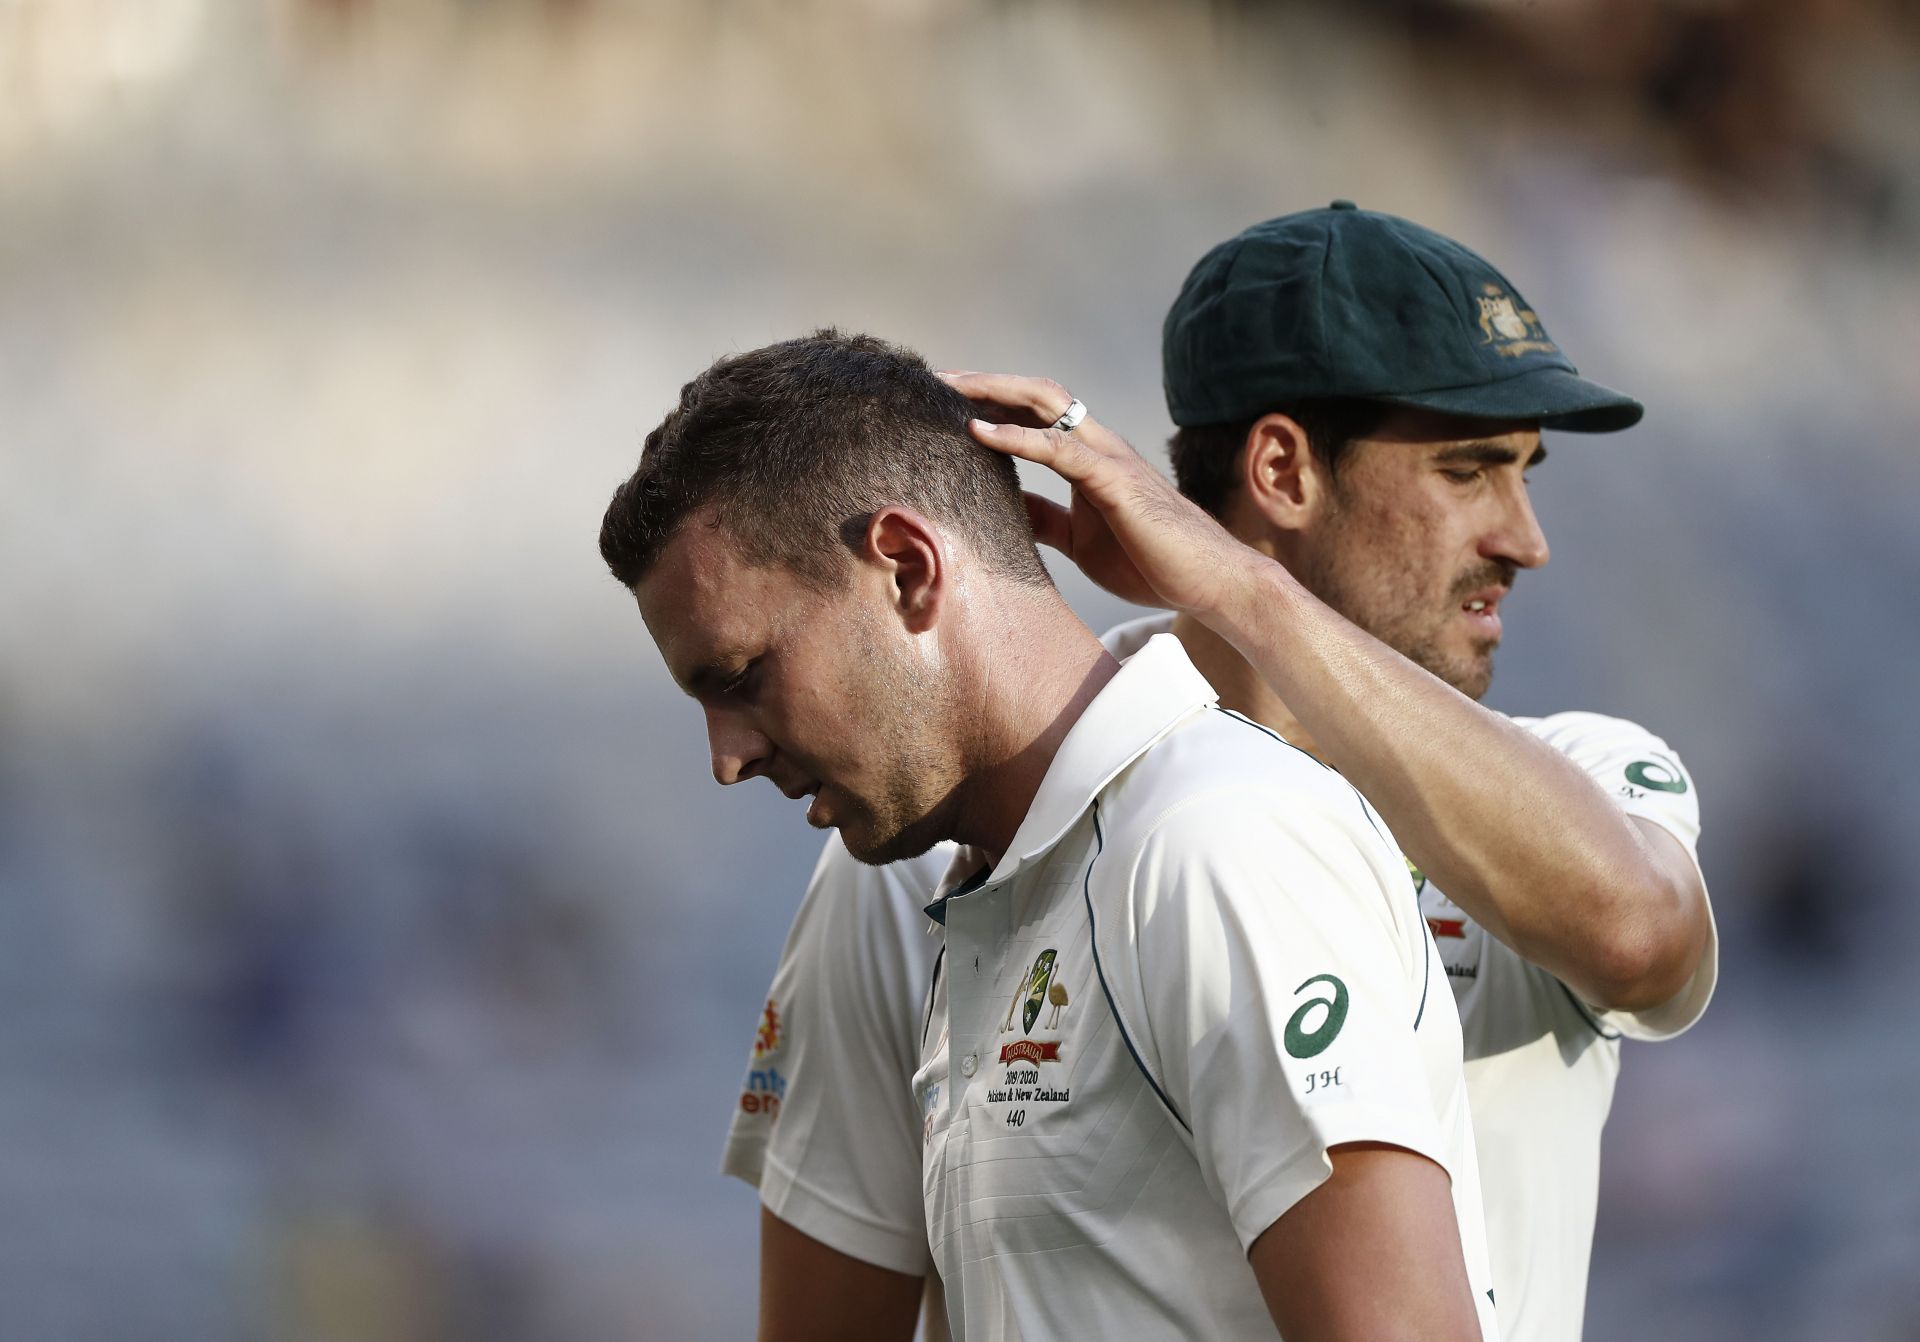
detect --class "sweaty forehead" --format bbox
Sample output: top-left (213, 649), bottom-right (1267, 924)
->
top-left (632, 515), bottom-right (821, 687)
top-left (651, 512), bottom-right (744, 592)
top-left (634, 522), bottom-right (754, 658)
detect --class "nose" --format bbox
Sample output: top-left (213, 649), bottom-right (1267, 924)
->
top-left (1485, 481), bottom-right (1551, 571)
top-left (706, 705), bottom-right (773, 786)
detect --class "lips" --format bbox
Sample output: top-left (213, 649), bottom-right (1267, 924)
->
top-left (772, 776), bottom-right (832, 827)
top-left (1459, 585), bottom-right (1508, 640)
top-left (778, 780), bottom-right (818, 802)
top-left (1460, 582), bottom-right (1506, 612)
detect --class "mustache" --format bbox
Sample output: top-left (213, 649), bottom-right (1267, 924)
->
top-left (1449, 562), bottom-right (1517, 603)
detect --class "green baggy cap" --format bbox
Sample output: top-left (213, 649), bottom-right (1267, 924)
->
top-left (1163, 202), bottom-right (1643, 432)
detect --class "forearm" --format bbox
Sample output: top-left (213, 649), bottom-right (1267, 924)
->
top-left (1206, 557), bottom-right (1702, 1010)
top-left (1249, 1144), bottom-right (1481, 1342)
top-left (758, 1208), bottom-right (925, 1342)
top-left (946, 375), bottom-right (1704, 1008)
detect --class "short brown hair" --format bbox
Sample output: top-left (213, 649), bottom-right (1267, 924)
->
top-left (1167, 399), bottom-right (1391, 520)
top-left (599, 330), bottom-right (1051, 591)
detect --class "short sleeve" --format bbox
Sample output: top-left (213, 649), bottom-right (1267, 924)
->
top-left (1119, 789), bottom-right (1453, 1252)
top-left (720, 836), bottom-right (950, 1274)
top-left (1519, 711), bottom-right (1718, 1041)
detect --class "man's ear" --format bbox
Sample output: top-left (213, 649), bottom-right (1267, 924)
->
top-left (860, 506), bottom-right (946, 633)
top-left (1236, 413), bottom-right (1332, 533)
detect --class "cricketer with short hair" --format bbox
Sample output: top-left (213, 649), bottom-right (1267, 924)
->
top-left (601, 329), bottom-right (1498, 1342)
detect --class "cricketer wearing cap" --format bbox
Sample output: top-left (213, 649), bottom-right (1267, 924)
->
top-left (602, 330), bottom-right (1498, 1342)
top-left (723, 207), bottom-right (1716, 1342)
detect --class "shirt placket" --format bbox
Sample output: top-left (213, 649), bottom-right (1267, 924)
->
top-left (943, 878), bottom-right (1019, 1117)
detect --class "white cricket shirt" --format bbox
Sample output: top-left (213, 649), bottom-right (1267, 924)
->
top-left (721, 836), bottom-right (951, 1275)
top-left (1417, 710), bottom-right (1716, 1342)
top-left (723, 613), bottom-right (1717, 1341)
top-left (915, 634), bottom-right (1497, 1341)
top-left (1105, 614), bottom-right (1719, 1342)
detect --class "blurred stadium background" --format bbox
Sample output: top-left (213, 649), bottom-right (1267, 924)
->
top-left (3, 0), bottom-right (1918, 1337)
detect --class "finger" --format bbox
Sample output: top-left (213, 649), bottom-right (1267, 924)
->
top-left (968, 416), bottom-right (1136, 492)
top-left (967, 418), bottom-right (1089, 473)
top-left (1022, 492), bottom-right (1073, 553)
top-left (941, 373), bottom-right (1143, 467)
top-left (940, 371), bottom-right (1078, 428)
top-left (956, 400), bottom-right (1055, 430)
top-left (949, 393), bottom-right (1056, 431)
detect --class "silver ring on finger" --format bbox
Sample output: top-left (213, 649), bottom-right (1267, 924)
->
top-left (1049, 398), bottom-right (1088, 433)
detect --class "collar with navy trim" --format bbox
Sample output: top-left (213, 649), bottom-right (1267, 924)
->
top-left (923, 633), bottom-right (1218, 923)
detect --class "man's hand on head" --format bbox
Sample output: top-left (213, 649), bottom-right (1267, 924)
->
top-left (940, 370), bottom-right (1267, 617)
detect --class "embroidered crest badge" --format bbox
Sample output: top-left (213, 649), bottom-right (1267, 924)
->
top-left (1475, 284), bottom-right (1558, 358)
top-left (1001, 948), bottom-right (1058, 1034)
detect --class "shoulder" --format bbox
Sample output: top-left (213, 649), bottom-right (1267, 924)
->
top-left (802, 834), bottom-right (954, 911)
top-left (779, 837), bottom-right (952, 983)
top-left (1101, 706), bottom-right (1359, 830)
top-left (1512, 710), bottom-right (1704, 876)
top-left (1510, 709), bottom-right (1686, 764)
top-left (1091, 709), bottom-right (1406, 911)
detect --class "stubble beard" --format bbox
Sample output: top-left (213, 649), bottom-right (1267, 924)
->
top-left (1401, 628), bottom-right (1496, 702)
top-left (837, 622), bottom-right (961, 866)
top-left (1295, 517), bottom-right (1500, 703)
top-left (844, 799), bottom-right (955, 866)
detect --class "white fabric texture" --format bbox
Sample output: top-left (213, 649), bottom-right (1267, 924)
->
top-left (720, 836), bottom-right (951, 1274)
top-left (722, 611), bottom-right (1717, 1342)
top-left (1423, 710), bottom-right (1716, 1342)
top-left (915, 635), bottom-right (1495, 1341)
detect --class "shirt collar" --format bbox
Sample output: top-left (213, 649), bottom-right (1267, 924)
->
top-left (924, 854), bottom-right (990, 925)
top-left (993, 632), bottom-right (1220, 879)
top-left (924, 633), bottom-right (1215, 922)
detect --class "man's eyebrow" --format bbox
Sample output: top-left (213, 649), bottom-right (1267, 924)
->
top-left (1432, 441), bottom-right (1549, 468)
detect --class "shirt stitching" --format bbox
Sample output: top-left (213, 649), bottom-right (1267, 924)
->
top-left (1083, 801), bottom-right (1192, 1136)
top-left (922, 945), bottom-right (946, 1050)
top-left (1207, 706), bottom-right (1430, 1028)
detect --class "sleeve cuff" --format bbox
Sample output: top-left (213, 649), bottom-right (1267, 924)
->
top-left (1607, 914), bottom-right (1718, 1041)
top-left (1226, 1106), bottom-right (1455, 1254)
top-left (757, 1148), bottom-right (933, 1277)
top-left (1602, 814), bottom-right (1719, 1042)
top-left (720, 1131), bottom-right (769, 1189)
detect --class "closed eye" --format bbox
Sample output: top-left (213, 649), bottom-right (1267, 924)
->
top-left (719, 660), bottom-right (760, 698)
top-left (1432, 441), bottom-right (1544, 482)
top-left (686, 655), bottom-right (761, 702)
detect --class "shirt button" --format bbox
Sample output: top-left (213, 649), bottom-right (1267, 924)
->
top-left (961, 1052), bottom-right (978, 1077)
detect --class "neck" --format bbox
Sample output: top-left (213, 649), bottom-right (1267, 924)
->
top-left (1169, 610), bottom-right (1320, 759)
top-left (949, 597), bottom-right (1119, 866)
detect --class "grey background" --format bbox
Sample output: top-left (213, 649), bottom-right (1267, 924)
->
top-left (3, 1), bottom-right (1917, 1338)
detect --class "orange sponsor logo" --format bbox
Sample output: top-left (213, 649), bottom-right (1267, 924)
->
top-left (998, 1040), bottom-right (1061, 1065)
top-left (753, 999), bottom-right (782, 1059)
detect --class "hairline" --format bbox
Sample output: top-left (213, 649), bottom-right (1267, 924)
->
top-left (633, 498), bottom-right (1012, 598)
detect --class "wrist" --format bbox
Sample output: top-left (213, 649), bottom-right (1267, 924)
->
top-left (1195, 552), bottom-right (1304, 643)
